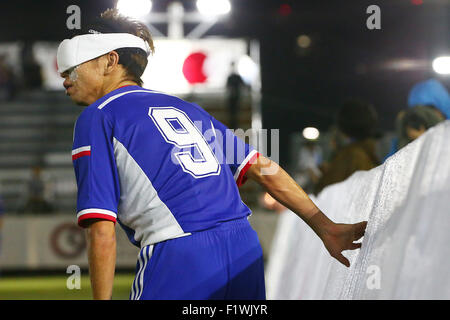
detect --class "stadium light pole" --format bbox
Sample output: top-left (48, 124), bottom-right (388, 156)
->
top-left (116, 0), bottom-right (232, 39)
top-left (116, 0), bottom-right (262, 133)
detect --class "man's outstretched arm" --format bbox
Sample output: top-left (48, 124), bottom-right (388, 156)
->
top-left (84, 219), bottom-right (116, 299)
top-left (245, 155), bottom-right (367, 267)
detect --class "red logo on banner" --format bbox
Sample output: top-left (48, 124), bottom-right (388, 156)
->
top-left (50, 222), bottom-right (86, 259)
top-left (182, 52), bottom-right (208, 84)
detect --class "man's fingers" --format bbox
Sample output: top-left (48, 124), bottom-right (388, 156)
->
top-left (348, 242), bottom-right (362, 250)
top-left (335, 253), bottom-right (350, 268)
top-left (353, 221), bottom-right (368, 240)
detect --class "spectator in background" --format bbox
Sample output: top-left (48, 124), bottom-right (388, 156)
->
top-left (295, 140), bottom-right (323, 193)
top-left (401, 105), bottom-right (445, 147)
top-left (408, 78), bottom-right (450, 119)
top-left (21, 42), bottom-right (43, 90)
top-left (314, 99), bottom-right (380, 195)
top-left (384, 78), bottom-right (450, 161)
top-left (19, 165), bottom-right (54, 214)
top-left (0, 54), bottom-right (17, 101)
top-left (226, 62), bottom-right (245, 129)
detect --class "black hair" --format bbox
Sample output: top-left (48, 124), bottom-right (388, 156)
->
top-left (336, 99), bottom-right (378, 140)
top-left (76, 9), bottom-right (154, 86)
top-left (402, 105), bottom-right (444, 136)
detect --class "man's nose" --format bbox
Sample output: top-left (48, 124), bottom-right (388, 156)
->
top-left (63, 79), bottom-right (72, 89)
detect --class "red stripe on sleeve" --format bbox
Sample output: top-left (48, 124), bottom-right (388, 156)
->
top-left (72, 150), bottom-right (91, 161)
top-left (236, 152), bottom-right (261, 187)
top-left (78, 213), bottom-right (117, 228)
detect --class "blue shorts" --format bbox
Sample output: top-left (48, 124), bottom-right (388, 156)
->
top-left (130, 217), bottom-right (266, 300)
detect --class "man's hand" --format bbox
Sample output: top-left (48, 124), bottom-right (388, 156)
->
top-left (245, 155), bottom-right (368, 267)
top-left (319, 221), bottom-right (368, 267)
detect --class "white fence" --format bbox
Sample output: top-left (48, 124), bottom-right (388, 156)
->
top-left (266, 120), bottom-right (450, 299)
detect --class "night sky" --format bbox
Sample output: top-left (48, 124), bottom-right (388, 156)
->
top-left (0, 0), bottom-right (449, 136)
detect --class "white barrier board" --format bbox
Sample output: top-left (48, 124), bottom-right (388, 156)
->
top-left (266, 120), bottom-right (450, 299)
top-left (0, 215), bottom-right (139, 270)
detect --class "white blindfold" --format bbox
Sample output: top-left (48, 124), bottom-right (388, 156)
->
top-left (57, 33), bottom-right (151, 74)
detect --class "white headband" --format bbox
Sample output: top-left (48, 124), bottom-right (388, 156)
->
top-left (57, 33), bottom-right (151, 74)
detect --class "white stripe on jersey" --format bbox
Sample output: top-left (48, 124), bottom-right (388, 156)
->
top-left (98, 90), bottom-right (153, 109)
top-left (131, 246), bottom-right (152, 300)
top-left (72, 145), bottom-right (91, 155)
top-left (233, 149), bottom-right (258, 181)
top-left (136, 246), bottom-right (152, 300)
top-left (97, 88), bottom-right (184, 110)
top-left (130, 250), bottom-right (144, 300)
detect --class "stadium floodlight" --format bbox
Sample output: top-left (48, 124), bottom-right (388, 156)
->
top-left (117, 0), bottom-right (152, 19)
top-left (432, 56), bottom-right (450, 75)
top-left (302, 127), bottom-right (320, 140)
top-left (196, 0), bottom-right (231, 16)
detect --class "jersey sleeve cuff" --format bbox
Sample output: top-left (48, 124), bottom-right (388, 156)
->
top-left (235, 150), bottom-right (261, 187)
top-left (77, 208), bottom-right (117, 228)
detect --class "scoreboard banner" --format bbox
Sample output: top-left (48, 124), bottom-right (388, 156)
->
top-left (33, 38), bottom-right (259, 94)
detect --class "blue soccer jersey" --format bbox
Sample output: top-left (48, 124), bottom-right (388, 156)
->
top-left (72, 85), bottom-right (260, 248)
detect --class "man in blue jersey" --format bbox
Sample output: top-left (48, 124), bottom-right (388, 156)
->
top-left (59, 9), bottom-right (367, 300)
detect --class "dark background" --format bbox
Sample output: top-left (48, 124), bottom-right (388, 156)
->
top-left (0, 0), bottom-right (449, 165)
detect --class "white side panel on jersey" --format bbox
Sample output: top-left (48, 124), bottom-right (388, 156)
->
top-left (113, 137), bottom-right (190, 247)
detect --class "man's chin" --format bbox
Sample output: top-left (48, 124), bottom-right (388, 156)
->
top-left (75, 100), bottom-right (89, 106)
top-left (69, 95), bottom-right (89, 106)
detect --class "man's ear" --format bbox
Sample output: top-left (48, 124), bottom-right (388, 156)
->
top-left (104, 51), bottom-right (120, 75)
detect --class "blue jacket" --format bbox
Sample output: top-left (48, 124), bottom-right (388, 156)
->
top-left (407, 78), bottom-right (450, 119)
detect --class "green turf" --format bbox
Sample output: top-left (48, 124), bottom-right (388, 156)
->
top-left (0, 274), bottom-right (135, 300)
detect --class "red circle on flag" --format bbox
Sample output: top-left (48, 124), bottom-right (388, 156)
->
top-left (182, 52), bottom-right (208, 84)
